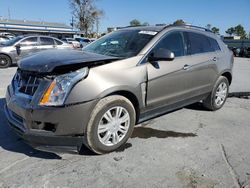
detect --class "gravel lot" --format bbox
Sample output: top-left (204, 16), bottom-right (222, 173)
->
top-left (0, 58), bottom-right (250, 188)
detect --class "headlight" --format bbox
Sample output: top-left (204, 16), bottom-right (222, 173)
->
top-left (39, 67), bottom-right (88, 106)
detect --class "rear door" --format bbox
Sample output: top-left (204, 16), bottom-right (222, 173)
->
top-left (38, 37), bottom-right (56, 51)
top-left (182, 31), bottom-right (219, 97)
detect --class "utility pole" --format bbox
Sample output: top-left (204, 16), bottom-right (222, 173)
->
top-left (8, 7), bottom-right (11, 19)
top-left (96, 18), bottom-right (99, 37)
top-left (70, 16), bottom-right (75, 29)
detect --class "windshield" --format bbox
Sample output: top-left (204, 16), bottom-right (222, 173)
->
top-left (2, 36), bottom-right (23, 46)
top-left (83, 29), bottom-right (157, 58)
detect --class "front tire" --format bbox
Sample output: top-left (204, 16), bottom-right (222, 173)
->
top-left (0, 54), bottom-right (12, 68)
top-left (85, 95), bottom-right (136, 154)
top-left (203, 76), bottom-right (229, 111)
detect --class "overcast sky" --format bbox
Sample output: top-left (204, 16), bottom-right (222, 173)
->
top-left (0, 0), bottom-right (249, 35)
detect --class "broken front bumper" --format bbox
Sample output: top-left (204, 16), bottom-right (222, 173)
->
top-left (4, 85), bottom-right (97, 153)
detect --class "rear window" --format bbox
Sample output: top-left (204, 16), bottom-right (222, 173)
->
top-left (40, 37), bottom-right (55, 45)
top-left (187, 32), bottom-right (214, 54)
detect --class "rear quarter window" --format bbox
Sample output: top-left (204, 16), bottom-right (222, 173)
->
top-left (208, 37), bottom-right (221, 51)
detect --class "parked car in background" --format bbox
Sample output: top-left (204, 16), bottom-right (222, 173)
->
top-left (62, 38), bottom-right (81, 48)
top-left (224, 39), bottom-right (250, 57)
top-left (89, 38), bottom-right (97, 42)
top-left (0, 32), bottom-right (16, 39)
top-left (0, 35), bottom-right (72, 68)
top-left (0, 36), bottom-right (10, 44)
top-left (5, 25), bottom-right (233, 154)
top-left (242, 47), bottom-right (250, 57)
top-left (75, 37), bottom-right (91, 48)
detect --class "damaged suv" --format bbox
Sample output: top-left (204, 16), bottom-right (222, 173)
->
top-left (5, 25), bottom-right (233, 154)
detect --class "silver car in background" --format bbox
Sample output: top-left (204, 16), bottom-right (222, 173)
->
top-left (0, 35), bottom-right (72, 68)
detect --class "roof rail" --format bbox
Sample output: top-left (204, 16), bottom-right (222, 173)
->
top-left (163, 24), bottom-right (213, 33)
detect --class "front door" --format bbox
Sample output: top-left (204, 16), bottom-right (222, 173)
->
top-left (146, 31), bottom-right (190, 108)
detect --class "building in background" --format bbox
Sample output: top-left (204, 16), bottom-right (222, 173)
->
top-left (0, 17), bottom-right (77, 39)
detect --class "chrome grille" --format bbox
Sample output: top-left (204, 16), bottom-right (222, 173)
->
top-left (14, 71), bottom-right (41, 96)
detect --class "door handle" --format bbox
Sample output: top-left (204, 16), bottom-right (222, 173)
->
top-left (212, 57), bottom-right (217, 61)
top-left (183, 64), bottom-right (190, 70)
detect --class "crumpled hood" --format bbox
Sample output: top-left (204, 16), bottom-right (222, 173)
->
top-left (19, 49), bottom-right (118, 73)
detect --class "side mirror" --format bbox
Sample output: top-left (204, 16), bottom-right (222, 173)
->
top-left (15, 43), bottom-right (21, 49)
top-left (15, 44), bottom-right (21, 55)
top-left (148, 48), bottom-right (175, 62)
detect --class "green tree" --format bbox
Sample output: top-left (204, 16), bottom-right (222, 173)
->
top-left (211, 27), bottom-right (220, 34)
top-left (173, 19), bottom-right (185, 26)
top-left (226, 25), bottom-right (247, 39)
top-left (69, 0), bottom-right (104, 36)
top-left (130, 19), bottom-right (141, 26)
top-left (234, 24), bottom-right (247, 39)
top-left (225, 27), bottom-right (236, 36)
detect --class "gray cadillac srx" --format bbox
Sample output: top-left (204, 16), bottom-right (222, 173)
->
top-left (5, 25), bottom-right (233, 154)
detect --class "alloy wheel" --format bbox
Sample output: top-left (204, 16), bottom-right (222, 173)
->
top-left (215, 82), bottom-right (228, 106)
top-left (97, 106), bottom-right (130, 146)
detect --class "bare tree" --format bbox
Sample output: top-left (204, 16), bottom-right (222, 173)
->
top-left (92, 9), bottom-right (104, 36)
top-left (69, 0), bottom-right (103, 36)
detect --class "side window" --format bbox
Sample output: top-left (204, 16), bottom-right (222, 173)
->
top-left (208, 37), bottom-right (221, 51)
top-left (19, 37), bottom-right (38, 47)
top-left (40, 37), bottom-right (55, 45)
top-left (187, 32), bottom-right (213, 54)
top-left (83, 39), bottom-right (90, 43)
top-left (154, 32), bottom-right (185, 57)
top-left (54, 39), bottom-right (63, 45)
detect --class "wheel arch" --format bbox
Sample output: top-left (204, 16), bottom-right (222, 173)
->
top-left (221, 71), bottom-right (232, 85)
top-left (105, 90), bottom-right (141, 123)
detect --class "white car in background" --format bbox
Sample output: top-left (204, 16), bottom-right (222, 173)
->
top-left (75, 37), bottom-right (92, 48)
top-left (62, 38), bottom-right (81, 48)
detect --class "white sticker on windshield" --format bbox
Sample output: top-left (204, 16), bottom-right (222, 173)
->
top-left (139, 31), bottom-right (157, 36)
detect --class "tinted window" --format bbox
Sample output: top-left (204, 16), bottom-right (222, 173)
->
top-left (208, 37), bottom-right (221, 51)
top-left (54, 39), bottom-right (63, 45)
top-left (187, 32), bottom-right (213, 54)
top-left (155, 32), bottom-right (185, 57)
top-left (83, 39), bottom-right (90, 43)
top-left (40, 37), bottom-right (55, 45)
top-left (20, 37), bottom-right (38, 47)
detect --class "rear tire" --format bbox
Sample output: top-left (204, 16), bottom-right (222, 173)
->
top-left (0, 54), bottom-right (12, 68)
top-left (203, 76), bottom-right (229, 111)
top-left (84, 95), bottom-right (136, 154)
